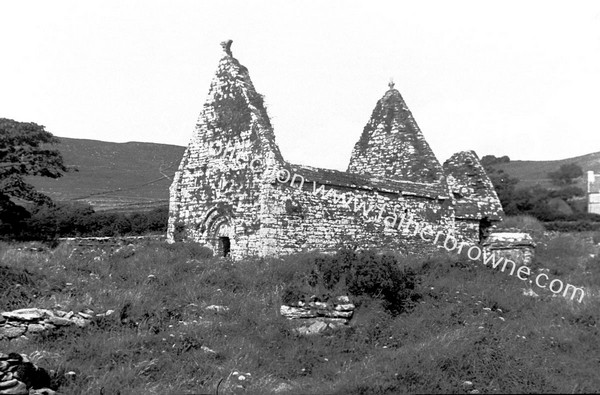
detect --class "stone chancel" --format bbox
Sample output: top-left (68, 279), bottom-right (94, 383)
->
top-left (167, 40), bottom-right (504, 259)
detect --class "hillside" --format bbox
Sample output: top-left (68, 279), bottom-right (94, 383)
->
top-left (26, 137), bottom-right (185, 212)
top-left (23, 136), bottom-right (599, 212)
top-left (491, 151), bottom-right (600, 189)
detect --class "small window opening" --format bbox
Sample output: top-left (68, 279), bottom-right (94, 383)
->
top-left (219, 236), bottom-right (231, 257)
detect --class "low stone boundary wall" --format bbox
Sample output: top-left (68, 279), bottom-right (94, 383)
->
top-left (0, 308), bottom-right (113, 341)
top-left (280, 296), bottom-right (355, 335)
top-left (482, 231), bottom-right (535, 266)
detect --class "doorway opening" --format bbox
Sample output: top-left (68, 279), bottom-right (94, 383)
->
top-left (219, 236), bottom-right (231, 257)
top-left (479, 217), bottom-right (492, 243)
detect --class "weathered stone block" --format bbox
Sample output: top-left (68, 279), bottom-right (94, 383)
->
top-left (0, 326), bottom-right (26, 339)
top-left (26, 324), bottom-right (46, 334)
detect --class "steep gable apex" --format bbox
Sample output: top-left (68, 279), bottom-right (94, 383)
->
top-left (347, 83), bottom-right (445, 184)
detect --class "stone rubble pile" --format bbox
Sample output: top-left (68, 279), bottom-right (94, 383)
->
top-left (0, 308), bottom-right (114, 341)
top-left (280, 296), bottom-right (355, 335)
top-left (0, 352), bottom-right (54, 395)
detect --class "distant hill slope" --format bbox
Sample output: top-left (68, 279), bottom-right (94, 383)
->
top-left (24, 137), bottom-right (599, 211)
top-left (491, 152), bottom-right (600, 189)
top-left (26, 137), bottom-right (185, 212)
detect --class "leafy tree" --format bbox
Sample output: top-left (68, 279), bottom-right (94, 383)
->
top-left (130, 212), bottom-right (149, 235)
top-left (483, 166), bottom-right (520, 215)
top-left (481, 154), bottom-right (510, 167)
top-left (147, 206), bottom-right (169, 232)
top-left (548, 163), bottom-right (583, 186)
top-left (0, 118), bottom-right (66, 238)
top-left (549, 185), bottom-right (585, 200)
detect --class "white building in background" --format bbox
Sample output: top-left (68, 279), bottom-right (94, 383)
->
top-left (588, 171), bottom-right (600, 215)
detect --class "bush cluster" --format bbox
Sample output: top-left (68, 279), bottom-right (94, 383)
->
top-left (543, 221), bottom-right (600, 232)
top-left (2, 202), bottom-right (169, 242)
top-left (281, 249), bottom-right (420, 315)
top-left (483, 157), bottom-right (599, 231)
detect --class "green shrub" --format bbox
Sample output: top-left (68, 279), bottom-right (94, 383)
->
top-left (281, 249), bottom-right (420, 315)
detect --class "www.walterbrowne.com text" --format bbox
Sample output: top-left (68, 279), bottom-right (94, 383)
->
top-left (207, 144), bottom-right (586, 303)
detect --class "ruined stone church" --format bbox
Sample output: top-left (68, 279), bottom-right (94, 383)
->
top-left (167, 40), bottom-right (503, 259)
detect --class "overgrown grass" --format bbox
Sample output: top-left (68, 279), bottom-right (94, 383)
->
top-left (1, 235), bottom-right (599, 394)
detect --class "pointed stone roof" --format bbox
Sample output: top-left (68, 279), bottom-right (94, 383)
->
top-left (347, 84), bottom-right (445, 183)
top-left (187, 40), bottom-right (284, 166)
top-left (443, 150), bottom-right (504, 220)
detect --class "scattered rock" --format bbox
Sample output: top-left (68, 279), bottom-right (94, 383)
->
top-left (95, 309), bottom-right (115, 318)
top-left (0, 352), bottom-right (53, 395)
top-left (0, 327), bottom-right (26, 340)
top-left (272, 382), bottom-right (294, 393)
top-left (0, 379), bottom-right (19, 389)
top-left (335, 303), bottom-right (355, 311)
top-left (26, 325), bottom-right (45, 334)
top-left (296, 321), bottom-right (328, 335)
top-left (205, 305), bottom-right (229, 313)
top-left (230, 371), bottom-right (252, 393)
top-left (200, 346), bottom-right (216, 354)
top-left (31, 388), bottom-right (57, 395)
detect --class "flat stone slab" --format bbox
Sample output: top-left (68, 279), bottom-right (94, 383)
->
top-left (280, 305), bottom-right (318, 319)
top-left (47, 316), bottom-right (74, 326)
top-left (335, 303), bottom-right (355, 311)
top-left (1, 308), bottom-right (53, 322)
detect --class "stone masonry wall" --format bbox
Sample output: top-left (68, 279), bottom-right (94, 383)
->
top-left (257, 171), bottom-right (457, 256)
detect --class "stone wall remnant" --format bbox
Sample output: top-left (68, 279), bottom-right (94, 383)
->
top-left (280, 296), bottom-right (355, 335)
top-left (482, 231), bottom-right (536, 266)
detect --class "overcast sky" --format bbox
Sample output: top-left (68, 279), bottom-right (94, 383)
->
top-left (2, 1), bottom-right (599, 171)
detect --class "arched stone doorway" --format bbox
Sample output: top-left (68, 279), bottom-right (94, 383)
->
top-left (203, 208), bottom-right (233, 257)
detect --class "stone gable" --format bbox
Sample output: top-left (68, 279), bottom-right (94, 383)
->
top-left (347, 83), bottom-right (445, 184)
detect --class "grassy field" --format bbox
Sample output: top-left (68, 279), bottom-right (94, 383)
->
top-left (1, 229), bottom-right (600, 394)
top-left (25, 137), bottom-right (185, 212)
top-left (21, 136), bottom-right (600, 212)
top-left (491, 151), bottom-right (600, 189)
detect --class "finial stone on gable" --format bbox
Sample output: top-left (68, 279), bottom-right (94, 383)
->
top-left (221, 40), bottom-right (233, 56)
